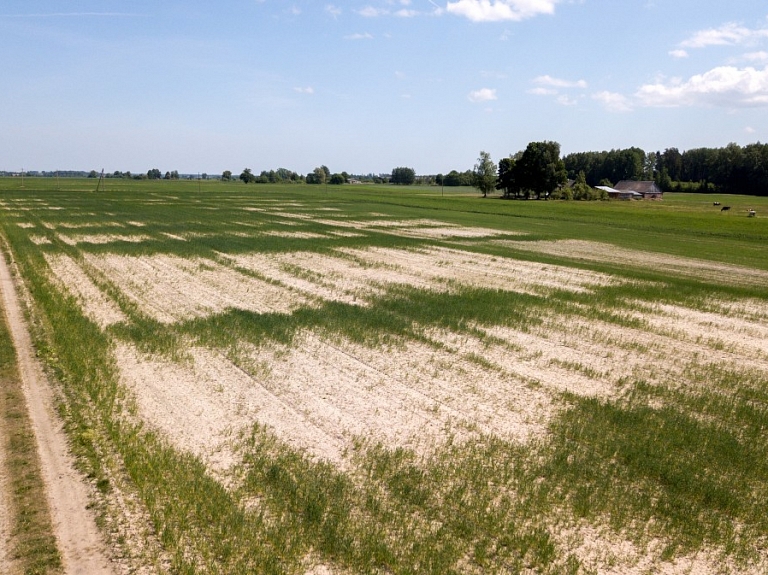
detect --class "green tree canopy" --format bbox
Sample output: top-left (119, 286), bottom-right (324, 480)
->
top-left (391, 167), bottom-right (416, 185)
top-left (472, 151), bottom-right (497, 198)
top-left (239, 168), bottom-right (255, 184)
top-left (496, 156), bottom-right (518, 198)
top-left (515, 141), bottom-right (568, 199)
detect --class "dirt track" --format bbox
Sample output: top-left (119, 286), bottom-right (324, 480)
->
top-left (0, 247), bottom-right (115, 574)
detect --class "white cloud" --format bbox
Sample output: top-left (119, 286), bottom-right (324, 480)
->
top-left (446, 0), bottom-right (558, 23)
top-left (532, 74), bottom-right (587, 88)
top-left (357, 6), bottom-right (388, 17)
top-left (528, 87), bottom-right (557, 96)
top-left (746, 126), bottom-right (756, 134)
top-left (744, 51), bottom-right (768, 62)
top-left (468, 88), bottom-right (498, 102)
top-left (556, 95), bottom-right (577, 106)
top-left (344, 32), bottom-right (374, 40)
top-left (592, 91), bottom-right (633, 112)
top-left (395, 9), bottom-right (418, 17)
top-left (669, 49), bottom-right (689, 59)
top-left (636, 65), bottom-right (768, 108)
top-left (294, 87), bottom-right (314, 94)
top-left (680, 22), bottom-right (768, 49)
top-left (325, 4), bottom-right (341, 18)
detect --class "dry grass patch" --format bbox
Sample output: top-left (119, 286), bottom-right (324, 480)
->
top-left (113, 329), bottom-right (557, 468)
top-left (44, 254), bottom-right (127, 328)
top-left (501, 239), bottom-right (768, 288)
top-left (262, 230), bottom-right (328, 239)
top-left (340, 246), bottom-right (622, 295)
top-left (57, 233), bottom-right (151, 246)
top-left (83, 253), bottom-right (309, 323)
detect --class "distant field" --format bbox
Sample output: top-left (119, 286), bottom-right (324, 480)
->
top-left (1, 177), bottom-right (767, 574)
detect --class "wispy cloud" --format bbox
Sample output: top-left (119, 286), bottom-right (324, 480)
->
top-left (357, 6), bottom-right (389, 17)
top-left (744, 50), bottom-right (768, 62)
top-left (294, 87), bottom-right (315, 94)
top-left (592, 91), bottom-right (633, 112)
top-left (669, 49), bottom-right (689, 59)
top-left (528, 87), bottom-right (557, 96)
top-left (344, 32), bottom-right (374, 40)
top-left (680, 22), bottom-right (768, 49)
top-left (446, 0), bottom-right (558, 23)
top-left (325, 5), bottom-right (342, 18)
top-left (530, 75), bottom-right (586, 104)
top-left (468, 88), bottom-right (497, 102)
top-left (532, 75), bottom-right (587, 89)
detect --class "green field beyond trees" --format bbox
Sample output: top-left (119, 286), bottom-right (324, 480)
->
top-left (1, 177), bottom-right (767, 574)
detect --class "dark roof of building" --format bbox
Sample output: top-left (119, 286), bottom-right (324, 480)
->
top-left (613, 181), bottom-right (663, 194)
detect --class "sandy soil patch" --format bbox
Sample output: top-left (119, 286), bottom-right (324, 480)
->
top-left (382, 226), bottom-right (512, 239)
top-left (340, 246), bottom-right (622, 295)
top-left (114, 330), bottom-right (555, 468)
top-left (82, 253), bottom-right (310, 323)
top-left (328, 231), bottom-right (366, 238)
top-left (262, 230), bottom-right (328, 239)
top-left (225, 245), bottom-right (622, 312)
top-left (16, 222), bottom-right (35, 229)
top-left (45, 254), bottom-right (127, 329)
top-left (30, 236), bottom-right (52, 245)
top-left (58, 234), bottom-right (151, 246)
top-left (633, 302), bottom-right (768, 361)
top-left (54, 222), bottom-right (125, 229)
top-left (556, 522), bottom-right (764, 575)
top-left (115, 282), bottom-right (768, 479)
top-left (501, 239), bottom-right (768, 288)
top-left (161, 232), bottom-right (187, 241)
top-left (225, 250), bottom-right (432, 304)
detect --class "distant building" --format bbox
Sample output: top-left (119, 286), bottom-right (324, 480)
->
top-left (613, 180), bottom-right (664, 200)
top-left (597, 185), bottom-right (642, 200)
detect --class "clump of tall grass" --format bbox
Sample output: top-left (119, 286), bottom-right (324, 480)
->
top-left (539, 391), bottom-right (768, 562)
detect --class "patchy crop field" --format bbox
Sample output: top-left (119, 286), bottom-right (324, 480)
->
top-left (1, 178), bottom-right (768, 574)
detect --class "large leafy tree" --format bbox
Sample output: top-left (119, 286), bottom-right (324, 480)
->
top-left (472, 151), bottom-right (497, 197)
top-left (515, 141), bottom-right (568, 199)
top-left (391, 167), bottom-right (416, 185)
top-left (496, 156), bottom-right (518, 198)
top-left (239, 168), bottom-right (255, 183)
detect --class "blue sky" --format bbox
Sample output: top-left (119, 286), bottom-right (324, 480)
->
top-left (2, 0), bottom-right (767, 175)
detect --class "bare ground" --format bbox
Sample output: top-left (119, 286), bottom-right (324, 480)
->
top-left (0, 247), bottom-right (116, 574)
top-left (38, 235), bottom-right (768, 574)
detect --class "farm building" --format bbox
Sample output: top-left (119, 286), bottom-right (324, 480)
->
top-left (614, 180), bottom-right (664, 199)
top-left (597, 186), bottom-right (642, 200)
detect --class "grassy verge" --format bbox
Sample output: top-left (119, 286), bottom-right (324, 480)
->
top-left (0, 266), bottom-right (61, 574)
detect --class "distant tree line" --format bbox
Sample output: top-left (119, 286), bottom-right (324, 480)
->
top-left (7, 141), bottom-right (767, 197)
top-left (564, 142), bottom-right (768, 196)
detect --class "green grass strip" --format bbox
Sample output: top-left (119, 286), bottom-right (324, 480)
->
top-left (0, 283), bottom-right (62, 574)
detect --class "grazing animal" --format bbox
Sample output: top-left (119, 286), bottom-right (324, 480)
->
top-left (713, 201), bottom-right (721, 206)
top-left (748, 210), bottom-right (756, 217)
top-left (720, 206), bottom-right (731, 212)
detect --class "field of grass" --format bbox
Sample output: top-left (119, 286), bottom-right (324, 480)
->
top-left (1, 176), bottom-right (767, 574)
